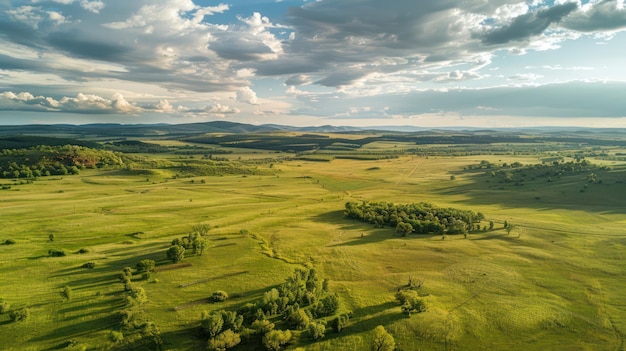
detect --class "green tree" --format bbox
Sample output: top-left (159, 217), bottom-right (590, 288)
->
top-left (263, 329), bottom-right (292, 351)
top-left (207, 329), bottom-right (241, 351)
top-left (136, 259), bottom-right (155, 273)
top-left (285, 307), bottom-right (310, 330)
top-left (505, 224), bottom-right (515, 235)
top-left (0, 300), bottom-right (10, 314)
top-left (251, 319), bottom-right (275, 335)
top-left (372, 325), bottom-right (395, 351)
top-left (202, 312), bottom-right (225, 338)
top-left (128, 286), bottom-right (148, 305)
top-left (210, 290), bottom-right (229, 303)
top-left (49, 233), bottom-right (54, 242)
top-left (489, 221), bottom-right (494, 231)
top-left (167, 244), bottom-right (185, 263)
top-left (395, 222), bottom-right (413, 236)
top-left (306, 321), bottom-right (326, 340)
top-left (193, 238), bottom-right (207, 255)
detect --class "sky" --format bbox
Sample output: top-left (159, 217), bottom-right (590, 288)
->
top-left (1, 0), bottom-right (626, 128)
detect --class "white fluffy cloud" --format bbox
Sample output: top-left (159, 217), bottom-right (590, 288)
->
top-left (1, 0), bottom-right (626, 126)
top-left (236, 87), bottom-right (259, 105)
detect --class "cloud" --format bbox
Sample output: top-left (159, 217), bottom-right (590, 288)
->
top-left (561, 0), bottom-right (626, 32)
top-left (205, 103), bottom-right (240, 117)
top-left (236, 87), bottom-right (259, 105)
top-left (479, 2), bottom-right (579, 45)
top-left (0, 91), bottom-right (141, 114)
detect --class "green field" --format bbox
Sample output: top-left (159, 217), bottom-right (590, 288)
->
top-left (1, 134), bottom-right (626, 351)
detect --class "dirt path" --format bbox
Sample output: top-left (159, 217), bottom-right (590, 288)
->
top-left (396, 158), bottom-right (422, 185)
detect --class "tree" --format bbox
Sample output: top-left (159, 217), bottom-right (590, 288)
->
top-left (61, 285), bottom-right (73, 301)
top-left (49, 234), bottom-right (54, 242)
top-left (395, 290), bottom-right (426, 315)
top-left (489, 221), bottom-right (494, 231)
top-left (251, 319), bottom-right (275, 334)
top-left (395, 222), bottom-right (413, 236)
top-left (306, 321), bottom-right (326, 340)
top-left (202, 312), bottom-right (225, 338)
top-left (193, 224), bottom-right (211, 236)
top-left (136, 259), bottom-right (155, 273)
top-left (128, 286), bottom-right (148, 305)
top-left (285, 307), bottom-right (310, 330)
top-left (505, 224), bottom-right (515, 235)
top-left (0, 300), bottom-right (10, 314)
top-left (210, 290), bottom-right (229, 303)
top-left (193, 237), bottom-right (207, 256)
top-left (167, 245), bottom-right (185, 263)
top-left (372, 325), bottom-right (395, 351)
top-left (207, 329), bottom-right (241, 351)
top-left (263, 329), bottom-right (292, 351)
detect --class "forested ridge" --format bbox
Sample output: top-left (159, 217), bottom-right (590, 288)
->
top-left (0, 145), bottom-right (129, 178)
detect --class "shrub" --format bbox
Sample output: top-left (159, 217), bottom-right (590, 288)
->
top-left (48, 249), bottom-right (67, 257)
top-left (10, 308), bottom-right (29, 322)
top-left (109, 331), bottom-right (124, 343)
top-left (0, 300), bottom-right (10, 314)
top-left (3, 239), bottom-right (15, 245)
top-left (82, 262), bottom-right (96, 269)
top-left (77, 248), bottom-right (90, 254)
top-left (210, 290), bottom-right (229, 303)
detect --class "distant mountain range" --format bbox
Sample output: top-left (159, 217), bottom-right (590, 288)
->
top-left (0, 120), bottom-right (625, 139)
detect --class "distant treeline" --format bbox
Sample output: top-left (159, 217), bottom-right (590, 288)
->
top-left (185, 134), bottom-right (374, 153)
top-left (0, 135), bottom-right (100, 149)
top-left (345, 201), bottom-right (484, 234)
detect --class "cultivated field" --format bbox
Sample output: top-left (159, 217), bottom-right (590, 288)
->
top-left (1, 134), bottom-right (626, 351)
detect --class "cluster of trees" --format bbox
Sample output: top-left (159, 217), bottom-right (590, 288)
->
top-left (114, 266), bottom-right (163, 349)
top-left (200, 267), bottom-right (345, 351)
top-left (472, 159), bottom-right (609, 185)
top-left (345, 201), bottom-right (484, 235)
top-left (0, 145), bottom-right (130, 179)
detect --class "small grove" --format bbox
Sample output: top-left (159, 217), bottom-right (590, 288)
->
top-left (200, 266), bottom-right (345, 351)
top-left (344, 201), bottom-right (484, 235)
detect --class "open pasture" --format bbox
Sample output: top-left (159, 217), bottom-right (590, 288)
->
top-left (1, 139), bottom-right (626, 351)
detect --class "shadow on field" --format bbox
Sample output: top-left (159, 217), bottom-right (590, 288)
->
top-left (58, 296), bottom-right (123, 317)
top-left (307, 301), bottom-right (403, 344)
top-left (439, 167), bottom-right (626, 214)
top-left (32, 314), bottom-right (117, 345)
top-left (310, 210), bottom-right (366, 231)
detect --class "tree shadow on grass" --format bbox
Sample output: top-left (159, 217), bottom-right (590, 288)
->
top-left (309, 210), bottom-right (370, 231)
top-left (31, 314), bottom-right (117, 344)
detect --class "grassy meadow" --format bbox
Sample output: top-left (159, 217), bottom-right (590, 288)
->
top-left (1, 137), bottom-right (626, 351)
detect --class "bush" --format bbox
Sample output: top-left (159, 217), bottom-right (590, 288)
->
top-left (109, 330), bottom-right (124, 343)
top-left (82, 262), bottom-right (96, 269)
top-left (136, 259), bottom-right (155, 273)
top-left (3, 239), bottom-right (16, 245)
top-left (10, 308), bottom-right (29, 322)
top-left (48, 249), bottom-right (67, 257)
top-left (210, 290), bottom-right (229, 303)
top-left (0, 300), bottom-right (10, 314)
top-left (77, 248), bottom-right (90, 254)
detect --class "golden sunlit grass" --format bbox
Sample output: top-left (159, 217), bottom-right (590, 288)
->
top-left (1, 145), bottom-right (625, 350)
